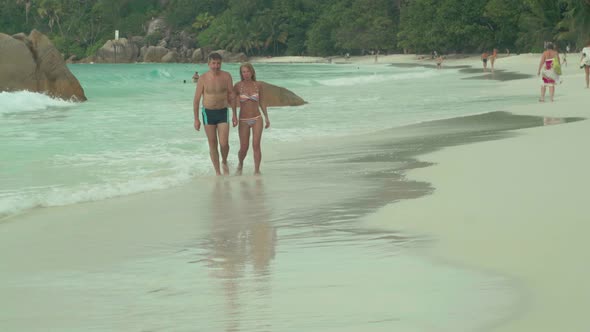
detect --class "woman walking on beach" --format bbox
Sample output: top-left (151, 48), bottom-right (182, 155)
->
top-left (537, 43), bottom-right (560, 102)
top-left (580, 40), bottom-right (590, 88)
top-left (233, 63), bottom-right (270, 175)
top-left (490, 48), bottom-right (498, 72)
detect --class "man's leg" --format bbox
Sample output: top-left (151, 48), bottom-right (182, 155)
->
top-left (204, 125), bottom-right (221, 175)
top-left (217, 123), bottom-right (230, 175)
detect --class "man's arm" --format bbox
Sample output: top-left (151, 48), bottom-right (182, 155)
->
top-left (231, 83), bottom-right (239, 127)
top-left (193, 76), bottom-right (204, 131)
top-left (227, 73), bottom-right (238, 127)
top-left (226, 72), bottom-right (234, 105)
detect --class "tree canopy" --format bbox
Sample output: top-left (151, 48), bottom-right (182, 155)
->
top-left (1, 0), bottom-right (588, 59)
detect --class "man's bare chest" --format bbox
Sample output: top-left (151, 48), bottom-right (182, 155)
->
top-left (205, 76), bottom-right (227, 94)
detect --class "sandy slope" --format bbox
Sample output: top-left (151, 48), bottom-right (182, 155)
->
top-left (364, 53), bottom-right (590, 332)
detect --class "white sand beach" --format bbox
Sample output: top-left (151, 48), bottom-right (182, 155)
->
top-left (363, 53), bottom-right (590, 331)
top-left (1, 53), bottom-right (588, 331)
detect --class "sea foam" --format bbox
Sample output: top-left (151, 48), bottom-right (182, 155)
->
top-left (0, 91), bottom-right (75, 114)
top-left (317, 68), bottom-right (436, 87)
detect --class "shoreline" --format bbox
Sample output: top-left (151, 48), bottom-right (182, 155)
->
top-left (250, 52), bottom-right (590, 331)
top-left (363, 53), bottom-right (590, 331)
top-left (248, 53), bottom-right (533, 65)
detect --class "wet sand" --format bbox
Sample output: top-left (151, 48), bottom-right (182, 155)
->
top-left (365, 53), bottom-right (590, 332)
top-left (389, 62), bottom-right (533, 81)
top-left (0, 113), bottom-right (579, 331)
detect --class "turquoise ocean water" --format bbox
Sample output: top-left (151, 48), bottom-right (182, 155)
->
top-left (0, 63), bottom-right (530, 219)
top-left (0, 63), bottom-right (544, 331)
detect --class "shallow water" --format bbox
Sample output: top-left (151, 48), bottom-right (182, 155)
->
top-left (0, 63), bottom-right (533, 219)
top-left (0, 63), bottom-right (559, 331)
top-left (0, 171), bottom-right (521, 332)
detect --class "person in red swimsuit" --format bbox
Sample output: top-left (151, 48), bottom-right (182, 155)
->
top-left (537, 43), bottom-right (560, 102)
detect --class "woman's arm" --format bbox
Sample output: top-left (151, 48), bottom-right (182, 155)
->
top-left (538, 52), bottom-right (547, 75)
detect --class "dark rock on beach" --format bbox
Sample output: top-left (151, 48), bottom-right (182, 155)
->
top-left (0, 30), bottom-right (86, 101)
top-left (94, 38), bottom-right (140, 63)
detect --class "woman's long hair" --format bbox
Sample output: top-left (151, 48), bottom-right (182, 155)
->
top-left (239, 63), bottom-right (257, 81)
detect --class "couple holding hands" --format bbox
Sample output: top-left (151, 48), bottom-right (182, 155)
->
top-left (193, 53), bottom-right (270, 176)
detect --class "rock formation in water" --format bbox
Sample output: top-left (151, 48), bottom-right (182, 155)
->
top-left (0, 30), bottom-right (87, 101)
top-left (260, 82), bottom-right (306, 107)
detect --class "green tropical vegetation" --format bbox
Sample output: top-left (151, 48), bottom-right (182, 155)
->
top-left (1, 0), bottom-right (589, 59)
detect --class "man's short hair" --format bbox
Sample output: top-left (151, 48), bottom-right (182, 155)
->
top-left (208, 52), bottom-right (223, 62)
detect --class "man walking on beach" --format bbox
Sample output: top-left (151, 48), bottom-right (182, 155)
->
top-left (193, 52), bottom-right (237, 175)
top-left (481, 51), bottom-right (489, 72)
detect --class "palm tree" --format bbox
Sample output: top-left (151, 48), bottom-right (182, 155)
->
top-left (37, 0), bottom-right (65, 35)
top-left (210, 16), bottom-right (263, 56)
top-left (516, 0), bottom-right (562, 51)
top-left (556, 0), bottom-right (590, 47)
top-left (192, 12), bottom-right (215, 31)
top-left (257, 11), bottom-right (289, 56)
top-left (15, 0), bottom-right (31, 24)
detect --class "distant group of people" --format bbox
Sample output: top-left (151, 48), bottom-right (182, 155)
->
top-left (190, 43), bottom-right (590, 176)
top-left (430, 51), bottom-right (444, 69)
top-left (537, 40), bottom-right (590, 102)
top-left (193, 53), bottom-right (270, 176)
top-left (475, 42), bottom-right (590, 102)
top-left (481, 48), bottom-right (498, 72)
top-left (435, 54), bottom-right (444, 69)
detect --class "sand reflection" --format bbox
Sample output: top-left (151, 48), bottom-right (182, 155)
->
top-left (206, 178), bottom-right (276, 331)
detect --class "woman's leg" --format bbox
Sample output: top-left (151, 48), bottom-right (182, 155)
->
top-left (251, 119), bottom-right (264, 174)
top-left (549, 85), bottom-right (555, 102)
top-left (540, 85), bottom-right (546, 102)
top-left (237, 122), bottom-right (251, 174)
